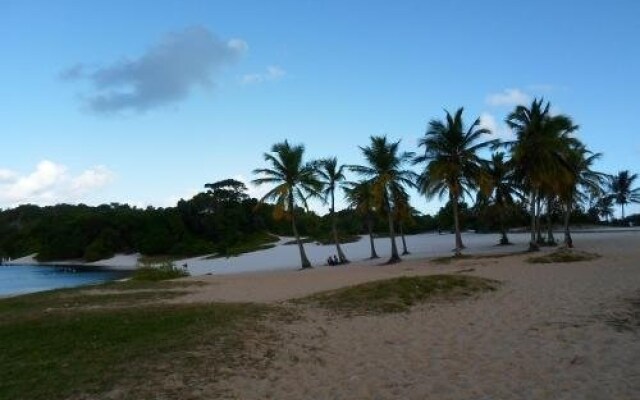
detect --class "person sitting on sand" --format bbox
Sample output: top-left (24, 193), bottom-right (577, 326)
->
top-left (332, 255), bottom-right (340, 265)
top-left (327, 256), bottom-right (335, 266)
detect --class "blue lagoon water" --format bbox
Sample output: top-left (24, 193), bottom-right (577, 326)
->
top-left (0, 265), bottom-right (130, 297)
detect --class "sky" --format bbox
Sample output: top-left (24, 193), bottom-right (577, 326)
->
top-left (1, 0), bottom-right (639, 217)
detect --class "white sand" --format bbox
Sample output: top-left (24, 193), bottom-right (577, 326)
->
top-left (163, 231), bottom-right (640, 399)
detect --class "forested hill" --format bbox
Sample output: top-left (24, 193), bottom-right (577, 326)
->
top-left (0, 179), bottom-right (419, 263)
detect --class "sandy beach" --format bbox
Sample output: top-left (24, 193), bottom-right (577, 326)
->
top-left (160, 230), bottom-right (640, 399)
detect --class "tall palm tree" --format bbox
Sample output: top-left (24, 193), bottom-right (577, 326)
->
top-left (608, 170), bottom-right (640, 219)
top-left (351, 136), bottom-right (415, 264)
top-left (415, 108), bottom-right (498, 255)
top-left (483, 152), bottom-right (521, 245)
top-left (344, 180), bottom-right (379, 259)
top-left (505, 98), bottom-right (578, 251)
top-left (252, 140), bottom-right (320, 269)
top-left (316, 157), bottom-right (349, 263)
top-left (559, 143), bottom-right (604, 247)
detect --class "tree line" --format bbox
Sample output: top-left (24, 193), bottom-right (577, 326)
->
top-left (0, 98), bottom-right (638, 265)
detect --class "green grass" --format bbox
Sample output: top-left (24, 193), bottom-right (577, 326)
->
top-left (0, 287), bottom-right (273, 400)
top-left (297, 274), bottom-right (499, 315)
top-left (527, 249), bottom-right (601, 264)
top-left (132, 262), bottom-right (190, 281)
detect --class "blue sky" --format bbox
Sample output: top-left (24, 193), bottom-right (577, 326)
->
top-left (1, 0), bottom-right (639, 216)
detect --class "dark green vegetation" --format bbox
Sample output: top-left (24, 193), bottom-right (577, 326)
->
top-left (527, 249), bottom-right (601, 264)
top-left (298, 275), bottom-right (499, 315)
top-left (0, 285), bottom-right (274, 400)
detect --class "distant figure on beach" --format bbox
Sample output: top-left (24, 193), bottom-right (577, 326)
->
top-left (332, 255), bottom-right (339, 265)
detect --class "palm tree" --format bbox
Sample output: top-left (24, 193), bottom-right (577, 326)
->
top-left (415, 108), bottom-right (497, 255)
top-left (351, 136), bottom-right (415, 264)
top-left (608, 170), bottom-right (640, 219)
top-left (505, 98), bottom-right (578, 251)
top-left (483, 152), bottom-right (521, 245)
top-left (344, 180), bottom-right (379, 259)
top-left (559, 143), bottom-right (604, 247)
top-left (316, 157), bottom-right (349, 263)
top-left (252, 140), bottom-right (320, 269)
top-left (593, 196), bottom-right (615, 222)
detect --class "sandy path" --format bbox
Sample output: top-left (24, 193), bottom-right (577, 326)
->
top-left (185, 232), bottom-right (640, 399)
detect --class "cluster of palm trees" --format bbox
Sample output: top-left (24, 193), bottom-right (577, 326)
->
top-left (253, 98), bottom-right (639, 269)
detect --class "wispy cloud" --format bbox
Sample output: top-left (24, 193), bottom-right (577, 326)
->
top-left (0, 161), bottom-right (114, 207)
top-left (485, 88), bottom-right (531, 107)
top-left (479, 112), bottom-right (514, 141)
top-left (61, 26), bottom-right (247, 114)
top-left (241, 65), bottom-right (286, 85)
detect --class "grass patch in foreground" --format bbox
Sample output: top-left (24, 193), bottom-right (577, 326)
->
top-left (298, 274), bottom-right (499, 315)
top-left (0, 289), bottom-right (273, 400)
top-left (527, 249), bottom-right (600, 264)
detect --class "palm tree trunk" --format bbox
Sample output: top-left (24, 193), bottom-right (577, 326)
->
top-left (330, 192), bottom-right (348, 263)
top-left (564, 200), bottom-right (573, 248)
top-left (498, 207), bottom-right (510, 245)
top-left (399, 221), bottom-right (409, 255)
top-left (452, 194), bottom-right (463, 255)
top-left (384, 193), bottom-right (401, 264)
top-left (529, 190), bottom-right (539, 251)
top-left (622, 203), bottom-right (625, 220)
top-left (289, 194), bottom-right (311, 269)
top-left (536, 196), bottom-right (544, 244)
top-left (367, 214), bottom-right (379, 259)
top-left (546, 197), bottom-right (556, 245)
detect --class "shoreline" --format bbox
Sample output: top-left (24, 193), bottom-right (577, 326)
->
top-left (2, 227), bottom-right (639, 276)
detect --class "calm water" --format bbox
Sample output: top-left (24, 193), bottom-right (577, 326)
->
top-left (0, 265), bottom-right (130, 297)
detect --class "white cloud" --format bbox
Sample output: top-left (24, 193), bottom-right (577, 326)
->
top-left (71, 165), bottom-right (114, 194)
top-left (62, 26), bottom-right (247, 113)
top-left (486, 88), bottom-right (531, 107)
top-left (241, 65), bottom-right (286, 85)
top-left (0, 161), bottom-right (115, 208)
top-left (0, 169), bottom-right (17, 181)
top-left (479, 112), bottom-right (515, 141)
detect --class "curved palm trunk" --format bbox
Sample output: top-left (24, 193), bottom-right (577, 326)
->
top-left (289, 194), bottom-right (311, 269)
top-left (546, 197), bottom-right (556, 245)
top-left (367, 213), bottom-right (379, 259)
top-left (622, 203), bottom-right (625, 220)
top-left (384, 193), bottom-right (401, 264)
top-left (399, 221), bottom-right (410, 255)
top-left (564, 200), bottom-right (573, 248)
top-left (529, 190), bottom-right (539, 251)
top-left (452, 194), bottom-right (464, 255)
top-left (330, 193), bottom-right (348, 263)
